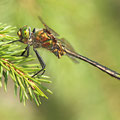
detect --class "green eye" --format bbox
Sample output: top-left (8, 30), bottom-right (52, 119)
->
top-left (22, 26), bottom-right (30, 38)
top-left (17, 26), bottom-right (31, 41)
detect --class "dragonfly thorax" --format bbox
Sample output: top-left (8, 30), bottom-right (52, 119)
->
top-left (32, 29), bottom-right (55, 48)
top-left (32, 29), bottom-right (66, 58)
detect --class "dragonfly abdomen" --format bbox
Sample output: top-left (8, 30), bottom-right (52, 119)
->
top-left (65, 48), bottom-right (120, 80)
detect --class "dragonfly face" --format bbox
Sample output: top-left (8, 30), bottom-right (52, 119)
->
top-left (17, 25), bottom-right (32, 44)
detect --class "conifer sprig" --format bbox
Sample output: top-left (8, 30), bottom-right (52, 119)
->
top-left (0, 23), bottom-right (52, 106)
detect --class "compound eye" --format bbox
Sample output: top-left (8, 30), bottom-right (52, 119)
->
top-left (17, 31), bottom-right (21, 36)
top-left (24, 29), bottom-right (29, 38)
top-left (24, 31), bottom-right (27, 35)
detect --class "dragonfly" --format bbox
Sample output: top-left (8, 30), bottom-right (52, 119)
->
top-left (7, 16), bottom-right (120, 80)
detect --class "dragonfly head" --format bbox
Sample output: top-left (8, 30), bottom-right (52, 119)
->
top-left (17, 26), bottom-right (31, 44)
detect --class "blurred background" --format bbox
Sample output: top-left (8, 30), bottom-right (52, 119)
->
top-left (0, 0), bottom-right (120, 120)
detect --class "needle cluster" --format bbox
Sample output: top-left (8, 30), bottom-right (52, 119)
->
top-left (0, 23), bottom-right (52, 106)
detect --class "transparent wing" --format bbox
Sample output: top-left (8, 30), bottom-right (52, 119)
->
top-left (67, 53), bottom-right (80, 64)
top-left (38, 16), bottom-right (79, 63)
top-left (38, 16), bottom-right (59, 36)
top-left (57, 38), bottom-right (75, 51)
top-left (57, 38), bottom-right (79, 63)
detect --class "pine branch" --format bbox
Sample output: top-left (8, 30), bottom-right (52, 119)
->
top-left (0, 23), bottom-right (52, 106)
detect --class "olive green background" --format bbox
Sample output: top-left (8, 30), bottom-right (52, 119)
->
top-left (0, 0), bottom-right (120, 120)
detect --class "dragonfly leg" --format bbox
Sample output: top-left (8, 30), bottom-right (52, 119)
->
top-left (32, 48), bottom-right (46, 77)
top-left (32, 28), bottom-right (36, 33)
top-left (21, 44), bottom-right (30, 57)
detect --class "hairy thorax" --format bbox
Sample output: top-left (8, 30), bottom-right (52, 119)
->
top-left (32, 29), bottom-right (66, 58)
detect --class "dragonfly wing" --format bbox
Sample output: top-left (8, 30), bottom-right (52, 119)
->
top-left (56, 38), bottom-right (79, 63)
top-left (57, 38), bottom-right (76, 52)
top-left (67, 54), bottom-right (80, 64)
top-left (38, 16), bottom-right (59, 36)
